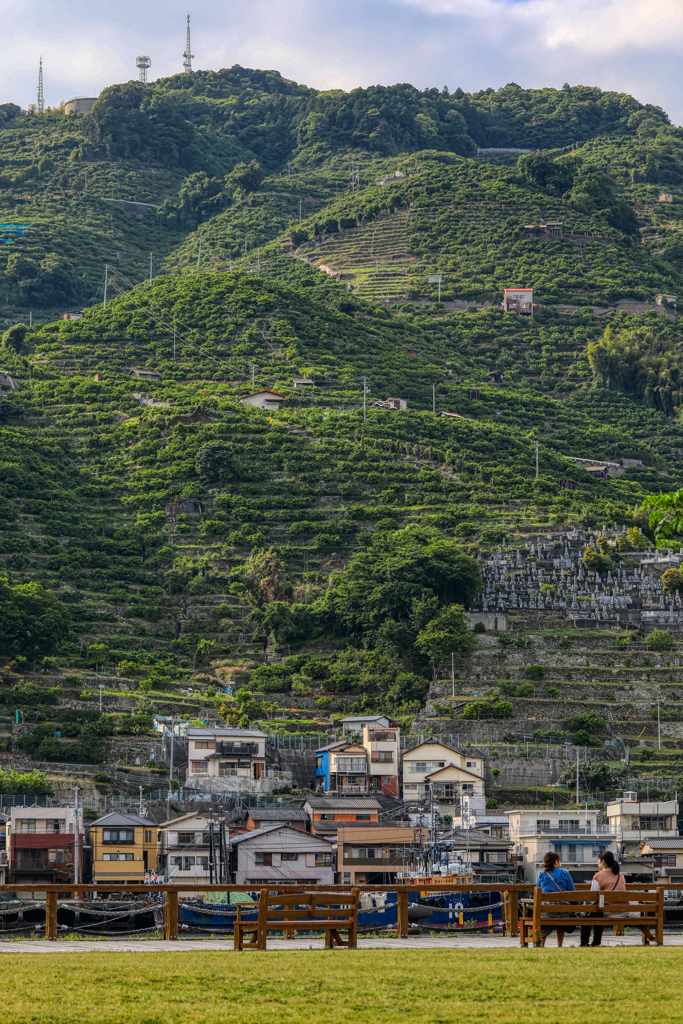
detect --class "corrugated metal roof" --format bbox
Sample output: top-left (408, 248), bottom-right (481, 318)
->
top-left (186, 727), bottom-right (266, 738)
top-left (230, 825), bottom-right (332, 846)
top-left (442, 828), bottom-right (512, 847)
top-left (249, 808), bottom-right (308, 821)
top-left (304, 797), bottom-right (381, 810)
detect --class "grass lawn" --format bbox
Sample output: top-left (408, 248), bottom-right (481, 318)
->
top-left (2, 948), bottom-right (682, 1023)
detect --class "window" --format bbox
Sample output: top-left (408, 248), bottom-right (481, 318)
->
top-left (18, 819), bottom-right (36, 833)
top-left (47, 848), bottom-right (66, 865)
top-left (558, 819), bottom-right (580, 832)
top-left (177, 832), bottom-right (196, 846)
top-left (639, 817), bottom-right (669, 831)
top-left (219, 762), bottom-right (237, 776)
top-left (462, 784), bottom-right (474, 794)
top-left (409, 761), bottom-right (445, 773)
top-left (281, 852), bottom-right (299, 861)
top-left (172, 856), bottom-right (196, 870)
top-left (46, 819), bottom-right (64, 833)
top-left (370, 731), bottom-right (396, 741)
top-left (194, 741), bottom-right (215, 750)
top-left (536, 819), bottom-right (551, 832)
top-left (197, 856), bottom-right (209, 869)
top-left (315, 852), bottom-right (332, 867)
top-left (103, 829), bottom-right (135, 844)
top-left (144, 830), bottom-right (154, 843)
top-left (255, 852), bottom-right (273, 866)
top-left (654, 855), bottom-right (677, 867)
top-left (466, 761), bottom-right (477, 768)
top-left (343, 872), bottom-right (351, 884)
top-left (316, 757), bottom-right (323, 769)
top-left (355, 814), bottom-right (371, 821)
top-left (102, 852), bottom-right (134, 861)
top-left (351, 847), bottom-right (381, 859)
top-left (17, 849), bottom-right (44, 868)
top-left (320, 814), bottom-right (335, 821)
top-left (371, 751), bottom-right (394, 762)
top-left (191, 761), bottom-right (209, 774)
top-left (336, 757), bottom-right (366, 772)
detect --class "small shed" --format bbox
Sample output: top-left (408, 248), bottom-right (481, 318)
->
top-left (292, 379), bottom-right (315, 388)
top-left (489, 370), bottom-right (504, 384)
top-left (166, 498), bottom-right (202, 519)
top-left (130, 369), bottom-right (161, 381)
top-left (240, 390), bottom-right (285, 411)
top-left (467, 388), bottom-right (480, 400)
top-left (658, 194), bottom-right (674, 204)
top-left (61, 310), bottom-right (83, 321)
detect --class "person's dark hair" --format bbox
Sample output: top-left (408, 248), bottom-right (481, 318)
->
top-left (599, 850), bottom-right (620, 875)
top-left (543, 851), bottom-right (560, 871)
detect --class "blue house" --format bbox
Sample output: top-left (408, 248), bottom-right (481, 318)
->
top-left (315, 741), bottom-right (368, 795)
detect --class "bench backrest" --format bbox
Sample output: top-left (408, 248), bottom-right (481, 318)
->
top-left (535, 888), bottom-right (659, 912)
top-left (256, 888), bottom-right (360, 927)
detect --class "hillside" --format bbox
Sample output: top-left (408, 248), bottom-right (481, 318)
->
top-left (1, 70), bottom-right (683, 799)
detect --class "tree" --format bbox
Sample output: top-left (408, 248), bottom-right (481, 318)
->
top-left (560, 760), bottom-right (620, 792)
top-left (324, 525), bottom-right (481, 634)
top-left (0, 580), bottom-right (70, 661)
top-left (646, 629), bottom-right (673, 651)
top-left (416, 604), bottom-right (476, 678)
top-left (1, 322), bottom-right (30, 354)
top-left (241, 548), bottom-right (288, 605)
top-left (195, 441), bottom-right (240, 484)
top-left (662, 569), bottom-right (682, 595)
top-left (582, 547), bottom-right (610, 574)
top-left (643, 488), bottom-right (683, 541)
top-left (226, 160), bottom-right (265, 194)
top-left (130, 511), bottom-right (166, 564)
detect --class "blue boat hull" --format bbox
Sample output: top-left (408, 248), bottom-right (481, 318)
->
top-left (178, 889), bottom-right (504, 933)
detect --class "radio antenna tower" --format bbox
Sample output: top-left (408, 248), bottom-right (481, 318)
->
top-left (136, 55), bottom-right (152, 84)
top-left (182, 14), bottom-right (194, 74)
top-left (37, 56), bottom-right (44, 114)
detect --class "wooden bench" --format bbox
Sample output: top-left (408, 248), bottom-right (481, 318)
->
top-left (234, 888), bottom-right (360, 950)
top-left (520, 888), bottom-right (664, 947)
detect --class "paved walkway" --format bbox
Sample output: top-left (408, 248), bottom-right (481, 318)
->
top-left (1, 933), bottom-right (682, 952)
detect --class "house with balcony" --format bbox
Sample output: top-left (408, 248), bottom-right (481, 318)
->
top-left (425, 764), bottom-right (485, 819)
top-left (507, 809), bottom-right (617, 883)
top-left (156, 812), bottom-right (219, 884)
top-left (304, 797), bottom-right (381, 837)
top-left (441, 828), bottom-right (515, 881)
top-left (229, 825), bottom-right (335, 886)
top-left (315, 740), bottom-right (368, 795)
top-left (7, 806), bottom-right (83, 885)
top-left (341, 714), bottom-right (390, 735)
top-left (605, 791), bottom-right (678, 855)
top-left (337, 825), bottom-right (427, 886)
top-left (360, 724), bottom-right (400, 797)
top-left (89, 813), bottom-right (158, 884)
top-left (186, 727), bottom-right (291, 797)
top-left (402, 741), bottom-right (485, 804)
top-left (453, 795), bottom-right (509, 836)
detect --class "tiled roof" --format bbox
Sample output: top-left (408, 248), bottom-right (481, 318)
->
top-left (230, 825), bottom-right (331, 845)
top-left (443, 828), bottom-right (512, 847)
top-left (640, 836), bottom-right (683, 849)
top-left (90, 812), bottom-right (155, 827)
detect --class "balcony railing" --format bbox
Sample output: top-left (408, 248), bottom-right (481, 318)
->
top-left (331, 785), bottom-right (368, 795)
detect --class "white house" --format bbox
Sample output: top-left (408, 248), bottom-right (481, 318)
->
top-left (156, 811), bottom-right (218, 885)
top-left (186, 727), bottom-right (291, 796)
top-left (230, 825), bottom-right (335, 886)
top-left (502, 287), bottom-right (533, 315)
top-left (240, 389), bottom-right (286, 411)
top-left (507, 808), bottom-right (618, 883)
top-left (605, 791), bottom-right (678, 855)
top-left (402, 741), bottom-right (485, 802)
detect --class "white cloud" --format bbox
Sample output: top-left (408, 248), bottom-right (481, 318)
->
top-left (0, 0), bottom-right (679, 124)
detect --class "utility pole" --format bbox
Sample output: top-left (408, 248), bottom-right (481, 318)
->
top-left (29, 312), bottom-right (32, 328)
top-left (362, 376), bottom-right (367, 423)
top-left (535, 441), bottom-right (539, 480)
top-left (139, 785), bottom-right (143, 817)
top-left (251, 364), bottom-right (256, 390)
top-left (173, 328), bottom-right (176, 359)
top-left (103, 265), bottom-right (108, 310)
top-left (72, 786), bottom-right (80, 886)
top-left (451, 651), bottom-right (455, 699)
top-left (576, 745), bottom-right (580, 806)
top-left (299, 199), bottom-right (302, 223)
top-left (432, 383), bottom-right (436, 414)
top-left (99, 684), bottom-right (104, 713)
top-left (287, 161), bottom-right (291, 178)
top-left (149, 252), bottom-right (153, 286)
top-left (257, 248), bottom-right (260, 275)
top-left (169, 717), bottom-right (175, 787)
top-left (196, 232), bottom-right (202, 272)
top-left (244, 234), bottom-right (247, 255)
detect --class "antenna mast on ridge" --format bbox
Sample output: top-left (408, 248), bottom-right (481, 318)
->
top-left (37, 56), bottom-right (44, 114)
top-left (136, 56), bottom-right (152, 84)
top-left (182, 14), bottom-right (194, 74)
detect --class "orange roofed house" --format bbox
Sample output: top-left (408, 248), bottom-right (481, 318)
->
top-left (239, 390), bottom-right (286, 410)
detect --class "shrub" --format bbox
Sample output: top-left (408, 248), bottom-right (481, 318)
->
top-left (573, 729), bottom-right (592, 745)
top-left (646, 629), bottom-right (674, 651)
top-left (566, 711), bottom-right (605, 733)
top-left (518, 683), bottom-right (535, 696)
top-left (524, 664), bottom-right (545, 680)
top-left (472, 622), bottom-right (486, 634)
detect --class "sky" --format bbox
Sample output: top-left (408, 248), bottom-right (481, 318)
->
top-left (5, 0), bottom-right (683, 124)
